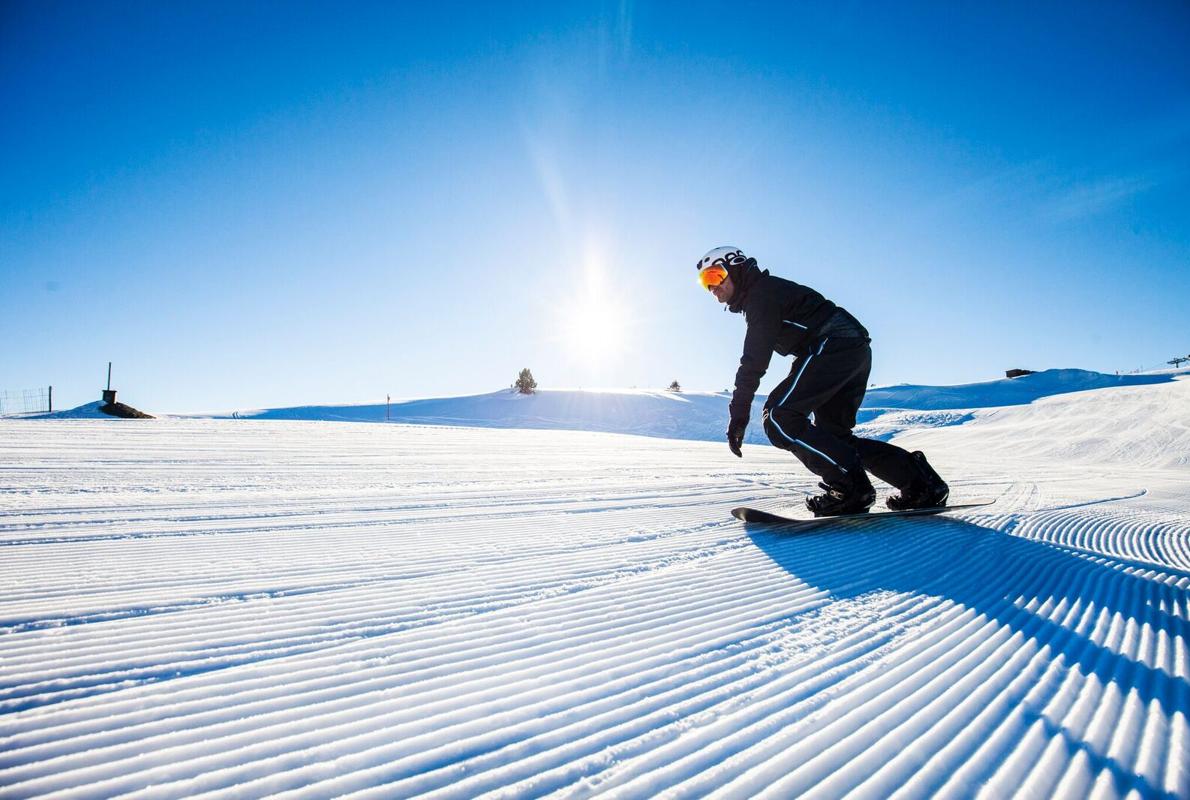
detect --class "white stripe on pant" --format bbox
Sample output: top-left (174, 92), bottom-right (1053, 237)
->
top-left (768, 338), bottom-right (847, 473)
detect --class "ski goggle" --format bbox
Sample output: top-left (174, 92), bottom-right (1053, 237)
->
top-left (698, 264), bottom-right (729, 291)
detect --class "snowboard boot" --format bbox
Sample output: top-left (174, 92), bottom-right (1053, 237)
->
top-left (806, 469), bottom-right (877, 517)
top-left (886, 451), bottom-right (950, 511)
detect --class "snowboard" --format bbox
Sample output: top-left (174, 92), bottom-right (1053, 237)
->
top-left (732, 501), bottom-right (994, 530)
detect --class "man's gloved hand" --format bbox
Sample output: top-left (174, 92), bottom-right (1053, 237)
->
top-left (726, 415), bottom-right (748, 458)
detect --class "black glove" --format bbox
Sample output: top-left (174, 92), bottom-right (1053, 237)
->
top-left (726, 415), bottom-right (748, 458)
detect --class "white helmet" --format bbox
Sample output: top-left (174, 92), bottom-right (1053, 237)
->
top-left (696, 246), bottom-right (749, 272)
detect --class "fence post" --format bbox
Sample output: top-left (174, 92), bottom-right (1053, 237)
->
top-left (48, 386), bottom-right (52, 413)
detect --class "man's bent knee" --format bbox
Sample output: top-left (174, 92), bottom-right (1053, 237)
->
top-left (763, 407), bottom-right (810, 448)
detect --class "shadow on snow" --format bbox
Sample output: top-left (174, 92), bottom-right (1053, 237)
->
top-left (743, 515), bottom-right (1188, 798)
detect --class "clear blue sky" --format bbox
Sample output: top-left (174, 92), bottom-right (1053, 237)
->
top-left (3, 1), bottom-right (1188, 412)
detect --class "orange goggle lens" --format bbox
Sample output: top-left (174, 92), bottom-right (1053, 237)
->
top-left (698, 264), bottom-right (729, 290)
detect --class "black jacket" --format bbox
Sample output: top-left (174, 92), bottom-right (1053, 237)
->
top-left (727, 260), bottom-right (866, 421)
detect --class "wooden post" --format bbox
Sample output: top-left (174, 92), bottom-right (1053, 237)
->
top-left (386, 395), bottom-right (391, 421)
top-left (101, 363), bottom-right (119, 405)
top-left (48, 386), bottom-right (52, 413)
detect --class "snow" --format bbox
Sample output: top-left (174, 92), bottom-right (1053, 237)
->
top-left (862, 368), bottom-right (1176, 410)
top-left (25, 401), bottom-right (112, 420)
top-left (153, 367), bottom-right (1182, 450)
top-left (1, 370), bottom-right (1188, 798)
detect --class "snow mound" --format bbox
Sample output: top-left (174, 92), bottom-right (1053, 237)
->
top-left (28, 401), bottom-right (113, 419)
top-left (896, 373), bottom-right (1190, 472)
top-left (26, 401), bottom-right (155, 420)
top-left (864, 368), bottom-right (1174, 410)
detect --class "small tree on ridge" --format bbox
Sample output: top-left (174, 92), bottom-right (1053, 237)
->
top-left (514, 368), bottom-right (538, 394)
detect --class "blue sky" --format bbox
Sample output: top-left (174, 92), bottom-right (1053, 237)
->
top-left (2, 1), bottom-right (1188, 412)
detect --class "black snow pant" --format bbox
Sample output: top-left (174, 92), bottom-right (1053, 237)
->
top-left (761, 336), bottom-right (921, 489)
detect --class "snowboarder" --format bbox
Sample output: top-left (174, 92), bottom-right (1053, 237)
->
top-left (697, 246), bottom-right (949, 517)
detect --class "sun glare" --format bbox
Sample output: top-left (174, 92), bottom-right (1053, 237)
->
top-left (560, 296), bottom-right (629, 364)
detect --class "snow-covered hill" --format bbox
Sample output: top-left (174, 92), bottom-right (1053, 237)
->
top-left (2, 371), bottom-right (1187, 798)
top-left (182, 368), bottom-right (1183, 447)
top-left (37, 369), bottom-right (1182, 451)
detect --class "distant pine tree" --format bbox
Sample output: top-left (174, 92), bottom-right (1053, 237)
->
top-left (514, 368), bottom-right (538, 394)
top-left (667, 380), bottom-right (681, 392)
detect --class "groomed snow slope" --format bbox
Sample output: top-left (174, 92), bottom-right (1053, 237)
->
top-left (2, 377), bottom-right (1188, 798)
